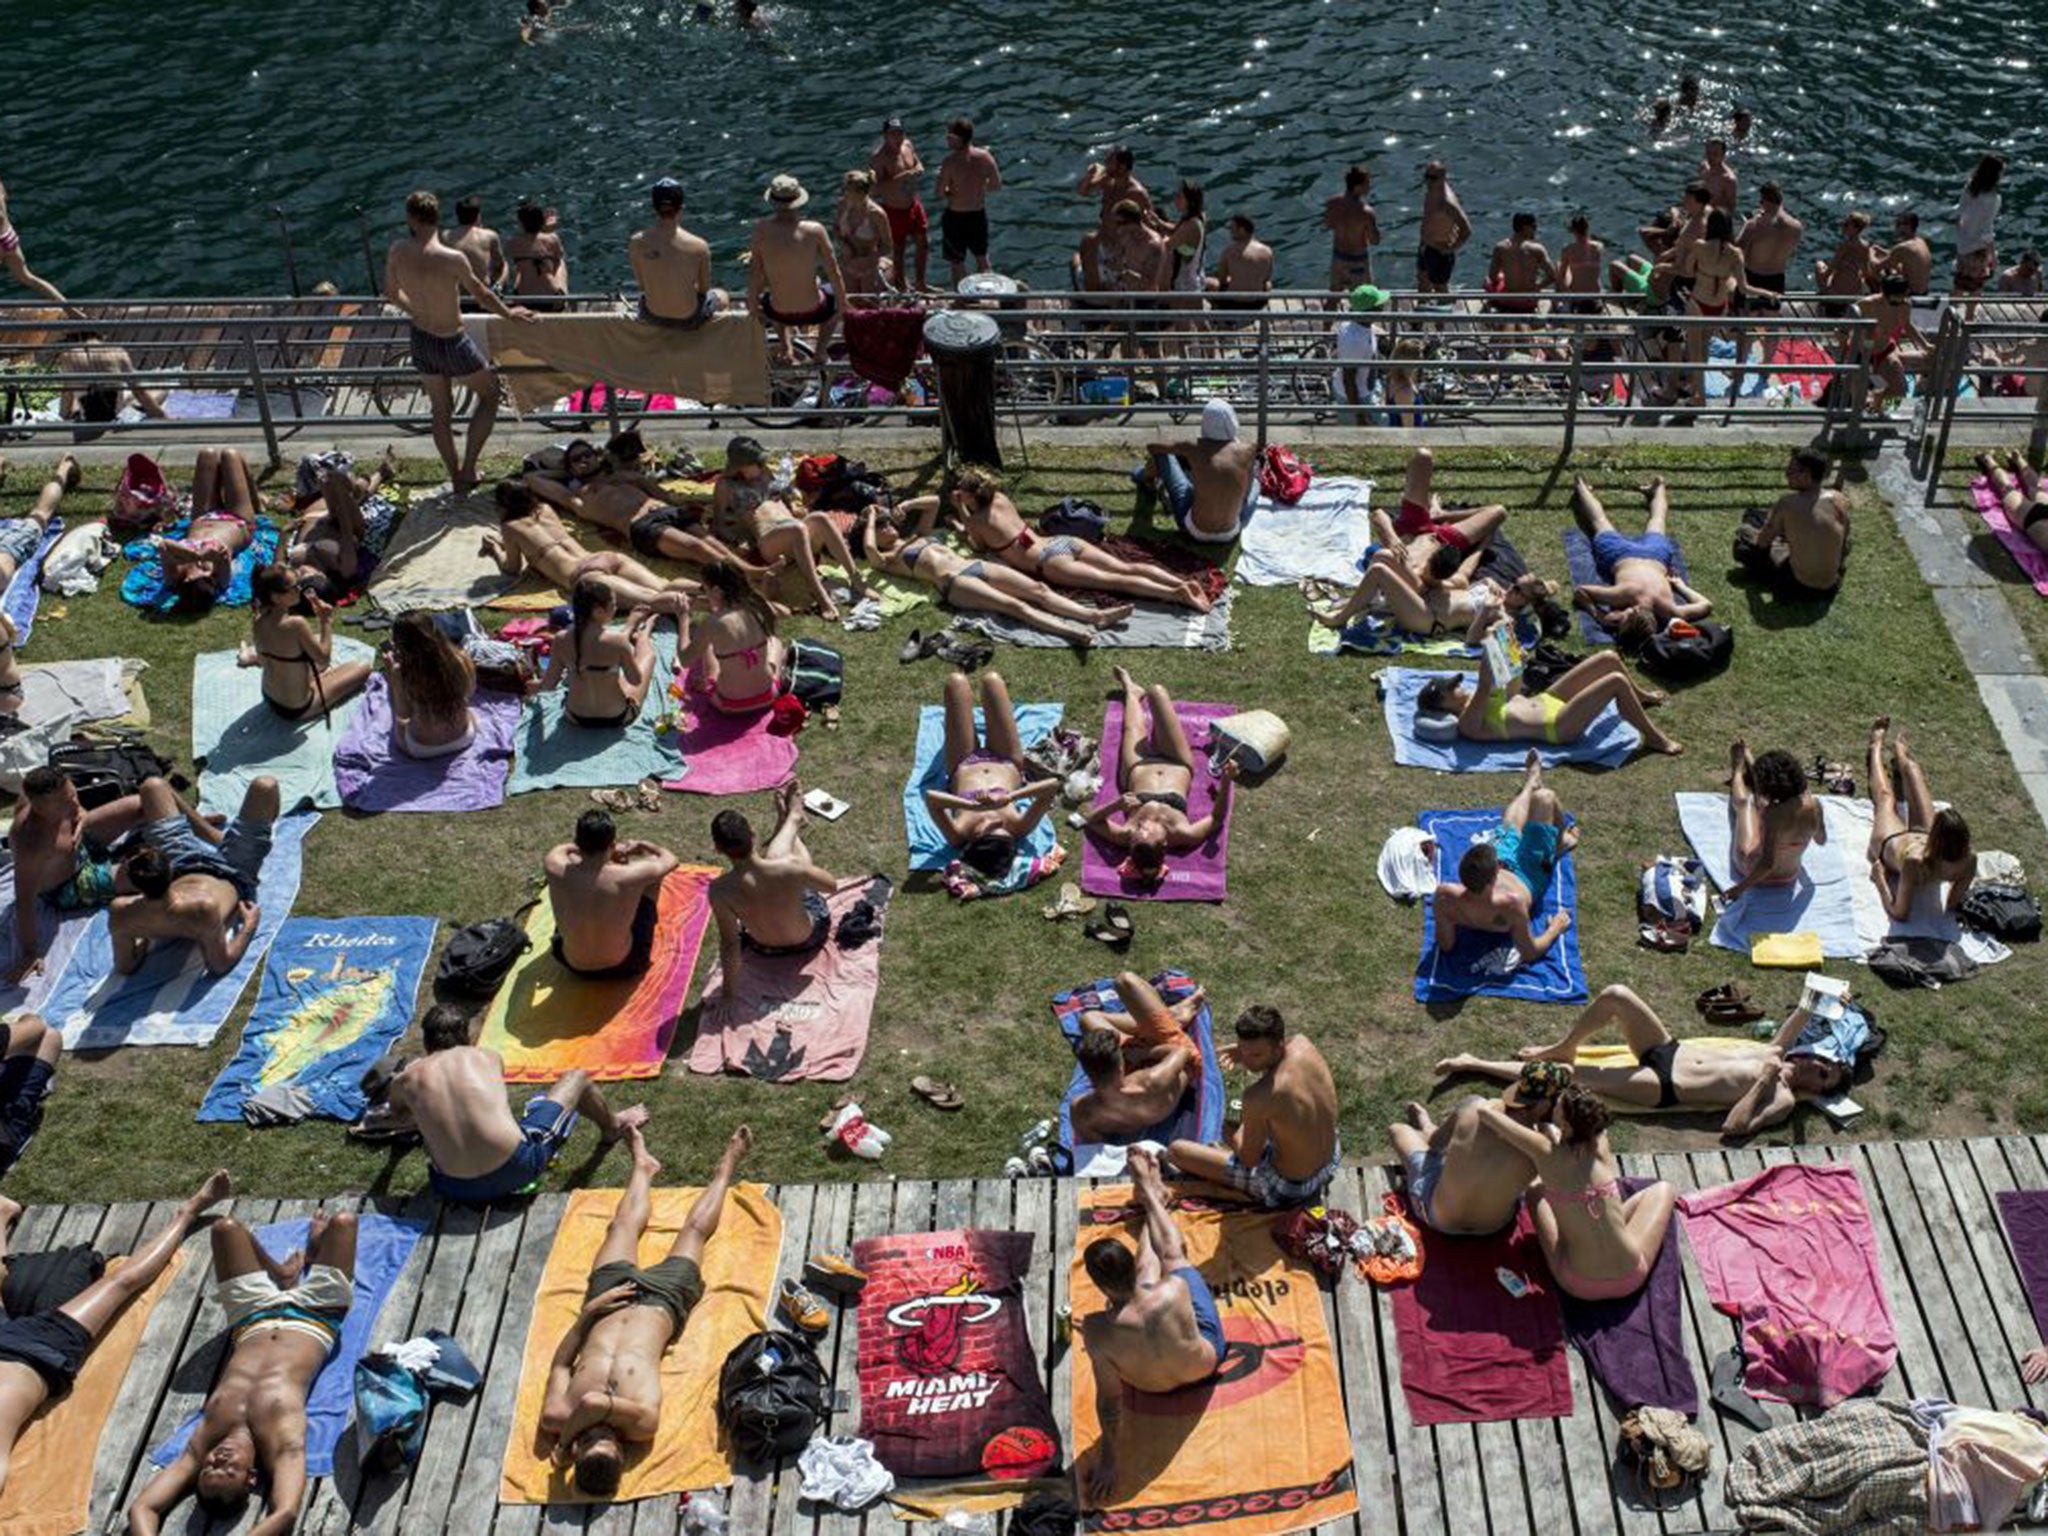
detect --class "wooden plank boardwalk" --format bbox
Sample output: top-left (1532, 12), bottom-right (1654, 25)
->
top-left (27, 1132), bottom-right (2048, 1534)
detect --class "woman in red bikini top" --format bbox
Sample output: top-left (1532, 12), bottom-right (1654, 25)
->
top-left (159, 447), bottom-right (262, 605)
top-left (673, 561), bottom-right (786, 715)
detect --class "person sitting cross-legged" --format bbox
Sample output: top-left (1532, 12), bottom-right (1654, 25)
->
top-left (1165, 1006), bottom-right (1340, 1209)
top-left (1068, 971), bottom-right (1204, 1144)
top-left (109, 776), bottom-right (279, 978)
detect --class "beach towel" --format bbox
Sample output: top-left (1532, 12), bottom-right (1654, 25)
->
top-left (498, 1184), bottom-right (782, 1504)
top-left (1081, 699), bottom-right (1234, 902)
top-left (1679, 1161), bottom-right (1897, 1407)
top-left (153, 1211), bottom-right (428, 1478)
top-left (954, 589), bottom-right (1233, 652)
top-left (506, 642), bottom-right (682, 795)
top-left (476, 864), bottom-right (716, 1082)
top-left (1415, 807), bottom-right (1587, 1004)
top-left (903, 702), bottom-right (1063, 872)
top-left (1970, 476), bottom-right (2048, 597)
top-left (657, 693), bottom-right (798, 797)
top-left (686, 883), bottom-right (883, 1082)
top-left (1675, 790), bottom-right (1863, 960)
top-left (0, 879), bottom-right (87, 1019)
top-left (196, 915), bottom-right (435, 1123)
top-left (1997, 1190), bottom-right (2048, 1344)
top-left (367, 486), bottom-right (551, 614)
top-left (1308, 616), bottom-right (1474, 657)
top-left (1557, 1175), bottom-right (1696, 1415)
top-left (1822, 795), bottom-right (1966, 949)
top-left (120, 518), bottom-right (280, 611)
top-left (1574, 1035), bottom-right (1757, 1112)
top-left (0, 1251), bottom-right (184, 1536)
top-left (43, 812), bottom-right (315, 1050)
top-left (16, 659), bottom-right (128, 732)
top-left (1236, 476), bottom-right (1374, 586)
top-left (1379, 666), bottom-right (1641, 771)
top-left (852, 1228), bottom-right (1061, 1481)
top-left (1070, 1190), bottom-right (1358, 1534)
top-left (1, 516), bottom-right (61, 648)
top-left (332, 674), bottom-right (520, 813)
top-left (1563, 527), bottom-right (1692, 646)
top-left (1052, 970), bottom-right (1225, 1177)
top-left (486, 311), bottom-right (771, 414)
top-left (1392, 1202), bottom-right (1572, 1425)
top-left (191, 639), bottom-right (374, 815)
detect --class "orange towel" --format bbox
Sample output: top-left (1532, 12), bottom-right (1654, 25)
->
top-left (1071, 1189), bottom-right (1357, 1535)
top-left (498, 1184), bottom-right (782, 1504)
top-left (0, 1252), bottom-right (184, 1536)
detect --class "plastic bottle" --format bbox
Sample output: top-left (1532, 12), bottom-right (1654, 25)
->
top-left (680, 1489), bottom-right (730, 1534)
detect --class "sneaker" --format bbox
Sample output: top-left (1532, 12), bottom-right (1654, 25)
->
top-left (779, 1278), bottom-right (830, 1334)
top-left (803, 1252), bottom-right (869, 1299)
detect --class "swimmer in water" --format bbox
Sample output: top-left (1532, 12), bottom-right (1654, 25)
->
top-left (737, 0), bottom-right (769, 28)
top-left (520, 0), bottom-right (549, 41)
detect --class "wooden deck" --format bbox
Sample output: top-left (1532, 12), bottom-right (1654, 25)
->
top-left (28, 1132), bottom-right (2048, 1535)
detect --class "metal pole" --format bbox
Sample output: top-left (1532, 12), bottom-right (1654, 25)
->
top-left (2029, 378), bottom-right (2048, 468)
top-left (356, 207), bottom-right (379, 296)
top-left (243, 334), bottom-right (282, 469)
top-left (1921, 313), bottom-right (1967, 505)
top-left (1254, 314), bottom-right (1270, 454)
top-left (1561, 334), bottom-right (1583, 462)
top-left (272, 208), bottom-right (302, 299)
top-left (605, 381), bottom-right (622, 439)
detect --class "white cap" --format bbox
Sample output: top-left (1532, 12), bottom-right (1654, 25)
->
top-left (1199, 397), bottom-right (1239, 443)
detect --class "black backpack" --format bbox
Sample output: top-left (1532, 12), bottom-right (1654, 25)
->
top-left (1961, 883), bottom-right (2043, 942)
top-left (46, 739), bottom-right (174, 811)
top-left (717, 1329), bottom-right (829, 1465)
top-left (1639, 621), bottom-right (1734, 682)
top-left (435, 916), bottom-right (532, 999)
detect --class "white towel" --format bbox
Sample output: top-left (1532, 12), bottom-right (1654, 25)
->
top-left (1236, 476), bottom-right (1376, 587)
top-left (1674, 792), bottom-right (1864, 960)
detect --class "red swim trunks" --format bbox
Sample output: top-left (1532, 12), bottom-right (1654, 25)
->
top-left (885, 199), bottom-right (928, 245)
top-left (1396, 499), bottom-right (1471, 552)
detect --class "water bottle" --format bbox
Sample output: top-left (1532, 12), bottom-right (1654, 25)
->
top-left (680, 1490), bottom-right (729, 1534)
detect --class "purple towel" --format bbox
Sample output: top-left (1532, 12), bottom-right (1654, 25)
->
top-left (1557, 1176), bottom-right (1697, 1414)
top-left (1080, 698), bottom-right (1235, 903)
top-left (332, 674), bottom-right (519, 812)
top-left (1999, 1189), bottom-right (2048, 1341)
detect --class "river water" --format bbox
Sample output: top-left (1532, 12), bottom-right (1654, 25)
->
top-left (8, 0), bottom-right (2045, 298)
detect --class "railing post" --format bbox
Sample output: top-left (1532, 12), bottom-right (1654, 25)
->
top-left (1844, 319), bottom-right (1871, 452)
top-left (1923, 314), bottom-right (1968, 506)
top-left (242, 334), bottom-right (282, 469)
top-left (1561, 334), bottom-right (1582, 461)
top-left (1254, 314), bottom-right (1270, 454)
top-left (2028, 378), bottom-right (2048, 469)
top-left (605, 380), bottom-right (621, 439)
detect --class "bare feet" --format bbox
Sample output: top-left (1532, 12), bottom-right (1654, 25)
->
top-left (188, 1169), bottom-right (233, 1214)
top-left (610, 1104), bottom-right (652, 1140)
top-left (1650, 734), bottom-right (1686, 757)
top-left (1180, 580), bottom-right (1213, 614)
top-left (378, 445), bottom-right (401, 484)
top-left (1869, 715), bottom-right (1890, 751)
top-left (1515, 1039), bottom-right (1575, 1063)
top-left (1891, 725), bottom-right (1908, 759)
top-left (1638, 476), bottom-right (1666, 499)
top-left (1523, 747), bottom-right (1542, 776)
top-left (1092, 603), bottom-right (1134, 630)
top-left (1559, 823), bottom-right (1582, 854)
top-left (1111, 664), bottom-right (1135, 693)
top-left (0, 1195), bottom-right (21, 1234)
top-left (627, 1125), bottom-right (661, 1180)
top-left (1433, 1054), bottom-right (1483, 1077)
top-left (1639, 685), bottom-right (1669, 708)
top-left (1725, 737), bottom-right (1752, 788)
top-left (54, 454), bottom-right (80, 493)
top-left (721, 1124), bottom-right (755, 1172)
top-left (1402, 1101), bottom-right (1434, 1133)
top-left (1127, 1144), bottom-right (1160, 1182)
top-left (1977, 451), bottom-right (2000, 477)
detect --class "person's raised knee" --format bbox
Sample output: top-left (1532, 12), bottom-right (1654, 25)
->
top-left (1598, 982), bottom-right (1644, 1008)
top-left (320, 1211), bottom-right (359, 1241)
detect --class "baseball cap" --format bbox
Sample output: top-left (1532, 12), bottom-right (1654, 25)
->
top-left (650, 177), bottom-right (684, 209)
top-left (882, 116), bottom-right (904, 132)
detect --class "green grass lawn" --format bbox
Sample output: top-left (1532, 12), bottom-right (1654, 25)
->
top-left (2, 441), bottom-right (2041, 1207)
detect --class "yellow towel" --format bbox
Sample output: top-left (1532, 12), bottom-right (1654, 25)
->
top-left (0, 1253), bottom-right (184, 1536)
top-left (1750, 931), bottom-right (1824, 968)
top-left (498, 1185), bottom-right (782, 1505)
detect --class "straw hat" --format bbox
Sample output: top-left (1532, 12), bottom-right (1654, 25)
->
top-left (765, 175), bottom-right (809, 209)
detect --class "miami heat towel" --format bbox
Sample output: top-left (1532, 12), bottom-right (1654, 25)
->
top-left (852, 1228), bottom-right (1062, 1481)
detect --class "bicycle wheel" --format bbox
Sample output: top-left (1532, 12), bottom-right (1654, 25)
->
top-left (369, 342), bottom-right (464, 435)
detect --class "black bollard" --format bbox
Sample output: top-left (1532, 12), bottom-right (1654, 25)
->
top-left (923, 309), bottom-right (1003, 468)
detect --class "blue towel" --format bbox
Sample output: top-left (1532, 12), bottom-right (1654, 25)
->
top-left (1416, 807), bottom-right (1588, 1004)
top-left (1673, 791), bottom-right (1864, 960)
top-left (1378, 665), bottom-right (1641, 772)
top-left (2, 517), bottom-right (62, 649)
top-left (1563, 529), bottom-right (1692, 646)
top-left (902, 701), bottom-right (1063, 871)
top-left (197, 916), bottom-right (436, 1123)
top-left (1051, 969), bottom-right (1225, 1176)
top-left (44, 813), bottom-right (316, 1050)
top-left (152, 1210), bottom-right (428, 1478)
top-left (121, 518), bottom-right (281, 611)
top-left (505, 634), bottom-right (682, 794)
top-left (192, 640), bottom-right (375, 815)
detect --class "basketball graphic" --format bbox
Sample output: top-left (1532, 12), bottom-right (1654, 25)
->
top-left (887, 1269), bottom-right (1000, 1374)
top-left (981, 1424), bottom-right (1058, 1480)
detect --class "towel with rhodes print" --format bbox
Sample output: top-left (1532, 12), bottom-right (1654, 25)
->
top-left (1379, 665), bottom-right (1641, 772)
top-left (1557, 1175), bottom-right (1697, 1415)
top-left (332, 674), bottom-right (520, 813)
top-left (1674, 791), bottom-right (1863, 960)
top-left (1070, 1189), bottom-right (1358, 1535)
top-left (192, 639), bottom-right (375, 815)
top-left (1563, 526), bottom-right (1691, 645)
top-left (153, 1211), bottom-right (428, 1477)
top-left (506, 637), bottom-right (682, 794)
top-left (1415, 807), bottom-right (1586, 1004)
top-left (1081, 698), bottom-right (1234, 902)
top-left (121, 518), bottom-right (280, 611)
top-left (902, 701), bottom-right (1064, 871)
top-left (1052, 970), bottom-right (1225, 1176)
top-left (197, 916), bottom-right (435, 1123)
top-left (475, 865), bottom-right (716, 1082)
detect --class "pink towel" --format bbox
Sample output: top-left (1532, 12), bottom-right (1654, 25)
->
top-left (658, 698), bottom-right (798, 797)
top-left (1080, 699), bottom-right (1234, 903)
top-left (1679, 1161), bottom-right (1897, 1407)
top-left (1971, 476), bottom-right (2048, 596)
top-left (686, 883), bottom-right (883, 1082)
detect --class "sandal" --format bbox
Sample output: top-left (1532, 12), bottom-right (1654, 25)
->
top-left (1041, 883), bottom-right (1097, 922)
top-left (817, 1095), bottom-right (854, 1133)
top-left (911, 1076), bottom-right (965, 1111)
top-left (1704, 998), bottom-right (1767, 1025)
top-left (898, 629), bottom-right (932, 665)
top-left (1694, 982), bottom-right (1750, 1014)
top-left (1083, 906), bottom-right (1133, 949)
top-left (1637, 921), bottom-right (1691, 954)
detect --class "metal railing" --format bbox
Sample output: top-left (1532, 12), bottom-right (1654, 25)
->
top-left (1902, 296), bottom-right (2048, 501)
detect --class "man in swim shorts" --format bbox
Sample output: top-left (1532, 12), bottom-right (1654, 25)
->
top-left (706, 784), bottom-right (844, 1002)
top-left (6, 764), bottom-right (146, 982)
top-left (1323, 163), bottom-right (1382, 295)
top-left (545, 809), bottom-right (680, 980)
top-left (870, 117), bottom-right (929, 291)
top-left (935, 116), bottom-right (1002, 287)
top-left (1416, 159), bottom-right (1472, 293)
top-left (0, 1014), bottom-right (62, 1181)
top-left (1166, 1006), bottom-right (1340, 1209)
top-left (630, 178), bottom-right (727, 329)
top-left (749, 175), bottom-right (846, 372)
top-left (1207, 213), bottom-right (1275, 312)
top-left (1390, 1062), bottom-right (1565, 1236)
top-left (1569, 474), bottom-right (1714, 641)
top-left (1736, 446), bottom-right (1850, 599)
top-left (1486, 212), bottom-right (1556, 313)
top-left (1080, 1146), bottom-right (1227, 1505)
top-left (1431, 749), bottom-right (1577, 965)
top-left (1068, 971), bottom-right (1204, 1144)
top-left (1376, 446), bottom-right (1509, 578)
top-left (0, 451), bottom-right (74, 589)
top-left (109, 776), bottom-right (280, 978)
top-left (1137, 397), bottom-right (1256, 544)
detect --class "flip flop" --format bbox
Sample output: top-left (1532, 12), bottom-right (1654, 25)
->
top-left (1638, 921), bottom-right (1690, 953)
top-left (1041, 883), bottom-right (1097, 922)
top-left (911, 1076), bottom-right (964, 1111)
top-left (1709, 1348), bottom-right (1774, 1432)
top-left (1694, 982), bottom-right (1751, 1014)
top-left (1083, 909), bottom-right (1133, 949)
top-left (1704, 1000), bottom-right (1767, 1025)
top-left (1104, 903), bottom-right (1135, 942)
top-left (898, 629), bottom-right (928, 664)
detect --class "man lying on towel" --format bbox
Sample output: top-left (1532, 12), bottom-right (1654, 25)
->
top-left (545, 810), bottom-right (680, 979)
top-left (1437, 983), bottom-right (1848, 1138)
top-left (538, 1123), bottom-right (751, 1499)
top-left (707, 783), bottom-right (845, 996)
top-left (1386, 1060), bottom-right (1564, 1236)
top-left (6, 765), bottom-right (146, 983)
top-left (388, 1005), bottom-right (648, 1204)
top-left (1166, 1006), bottom-right (1340, 1208)
top-left (1070, 971), bottom-right (1204, 1144)
top-left (0, 1169), bottom-right (231, 1506)
top-left (1431, 750), bottom-right (1577, 964)
top-left (128, 1207), bottom-right (358, 1534)
top-left (1570, 474), bottom-right (1714, 646)
top-left (1081, 1147), bottom-right (1227, 1503)
top-left (109, 776), bottom-right (280, 978)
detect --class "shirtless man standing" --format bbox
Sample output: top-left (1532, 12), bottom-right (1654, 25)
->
top-left (389, 1004), bottom-right (645, 1202)
top-left (1725, 743), bottom-right (1823, 900)
top-left (1387, 1061), bottom-right (1562, 1235)
top-left (630, 178), bottom-right (726, 328)
top-left (1076, 147), bottom-right (1151, 291)
top-left (1441, 983), bottom-right (1849, 1139)
top-left (1736, 182), bottom-right (1803, 296)
top-left (1324, 164), bottom-right (1382, 295)
top-left (1416, 160), bottom-right (1473, 294)
top-left (1080, 1147), bottom-right (1227, 1506)
top-left (538, 1124), bottom-right (751, 1498)
top-left (6, 764), bottom-right (145, 983)
top-left (1431, 750), bottom-right (1576, 965)
top-left (544, 810), bottom-right (678, 979)
top-left (109, 777), bottom-right (277, 978)
top-left (127, 1208), bottom-right (357, 1533)
top-left (1137, 397), bottom-right (1257, 546)
top-left (706, 787), bottom-right (841, 996)
top-left (748, 176), bottom-right (846, 374)
top-left (383, 190), bottom-right (538, 494)
top-left (1697, 138), bottom-right (1739, 213)
top-left (1166, 1006), bottom-right (1340, 1209)
top-left (1207, 214), bottom-right (1275, 312)
top-left (484, 482), bottom-right (695, 612)
top-left (1555, 216), bottom-right (1606, 313)
top-left (1487, 213), bottom-right (1556, 312)
top-left (1569, 475), bottom-right (1713, 645)
top-left (870, 118), bottom-right (929, 292)
top-left (934, 117), bottom-right (1002, 287)
top-left (1876, 211), bottom-right (1934, 297)
top-left (448, 197), bottom-right (507, 290)
top-left (1736, 446), bottom-right (1849, 598)
top-left (1814, 212), bottom-right (1877, 309)
top-left (1068, 973), bottom-right (1204, 1145)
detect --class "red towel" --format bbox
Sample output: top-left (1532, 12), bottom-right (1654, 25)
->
top-left (844, 307), bottom-right (926, 391)
top-left (1391, 1204), bottom-right (1573, 1425)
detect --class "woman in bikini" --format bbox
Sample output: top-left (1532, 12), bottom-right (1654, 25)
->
top-left (240, 566), bottom-right (374, 722)
top-left (1373, 448), bottom-right (1507, 583)
top-left (538, 577), bottom-right (658, 730)
top-left (484, 481), bottom-right (695, 612)
top-left (860, 504), bottom-right (1130, 648)
top-left (919, 463), bottom-right (1210, 612)
top-left (159, 448), bottom-right (262, 606)
top-left (1473, 1080), bottom-right (1677, 1303)
top-left (0, 179), bottom-right (69, 307)
top-left (711, 436), bottom-right (865, 620)
top-left (834, 171), bottom-right (893, 295)
top-left (506, 201), bottom-right (568, 310)
top-left (1083, 666), bottom-right (1237, 887)
top-left (1155, 180), bottom-right (1207, 326)
top-left (286, 447), bottom-right (398, 603)
top-left (1678, 209), bottom-right (1751, 406)
top-left (1867, 716), bottom-right (1976, 921)
top-left (923, 669), bottom-right (1061, 880)
top-left (1725, 743), bottom-right (1823, 900)
top-left (384, 612), bottom-right (478, 759)
top-left (1309, 549), bottom-right (1563, 639)
top-left (673, 561), bottom-right (786, 715)
top-left (1978, 448), bottom-right (2048, 555)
